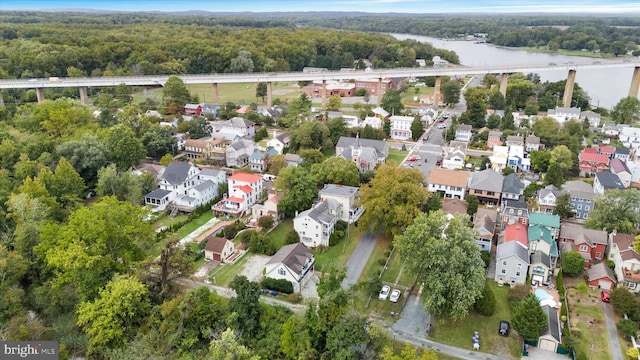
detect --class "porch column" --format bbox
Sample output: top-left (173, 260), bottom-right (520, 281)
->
top-left (211, 83), bottom-right (219, 104)
top-left (266, 81), bottom-right (273, 108)
top-left (434, 76), bottom-right (442, 108)
top-left (36, 88), bottom-right (45, 103)
top-left (79, 86), bottom-right (89, 104)
top-left (499, 73), bottom-right (509, 97)
top-left (630, 66), bottom-right (640, 99)
top-left (563, 69), bottom-right (577, 108)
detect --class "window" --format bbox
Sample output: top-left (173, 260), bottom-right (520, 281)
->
top-left (503, 261), bottom-right (507, 266)
top-left (532, 242), bottom-right (537, 251)
top-left (579, 245), bottom-right (588, 252)
top-left (516, 272), bottom-right (521, 277)
top-left (577, 204), bottom-right (582, 210)
top-left (501, 269), bottom-right (506, 274)
top-left (517, 263), bottom-right (522, 269)
top-left (629, 282), bottom-right (638, 290)
top-left (585, 205), bottom-right (590, 210)
top-left (278, 268), bottom-right (286, 276)
top-left (487, 191), bottom-right (495, 196)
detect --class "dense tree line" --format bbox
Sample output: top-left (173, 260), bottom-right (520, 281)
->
top-left (0, 11), bottom-right (458, 81)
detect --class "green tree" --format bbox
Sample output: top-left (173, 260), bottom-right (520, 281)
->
top-left (43, 157), bottom-right (86, 209)
top-left (466, 194), bottom-right (479, 216)
top-left (611, 97), bottom-right (640, 124)
top-left (280, 315), bottom-right (316, 360)
top-left (56, 135), bottom-right (110, 187)
top-left (617, 318), bottom-right (638, 339)
top-left (208, 328), bottom-right (260, 360)
top-left (544, 162), bottom-right (565, 188)
top-left (395, 211), bottom-right (485, 320)
top-left (325, 117), bottom-right (347, 146)
top-left (326, 315), bottom-right (370, 359)
top-left (587, 189), bottom-right (640, 234)
top-left (562, 251), bottom-right (585, 277)
top-left (487, 90), bottom-right (506, 110)
top-left (228, 276), bottom-right (261, 340)
top-left (529, 151), bottom-right (551, 173)
top-left (298, 148), bottom-right (326, 168)
top-left (511, 295), bottom-right (548, 341)
top-left (502, 166), bottom-right (515, 176)
top-left (267, 154), bottom-right (286, 176)
top-left (410, 116), bottom-right (424, 141)
top-left (37, 196), bottom-right (153, 300)
top-left (610, 288), bottom-right (639, 316)
top-left (549, 145), bottom-right (573, 171)
top-left (290, 121), bottom-right (333, 151)
top-left (141, 125), bottom-right (178, 159)
top-left (553, 193), bottom-right (574, 219)
top-left (275, 166), bottom-right (319, 217)
top-left (442, 79), bottom-right (462, 105)
top-left (76, 275), bottom-right (150, 355)
top-left (474, 280), bottom-right (496, 316)
top-left (162, 75), bottom-right (191, 107)
top-left (327, 95), bottom-right (342, 111)
top-left (95, 164), bottom-right (146, 204)
top-left (462, 87), bottom-right (487, 128)
top-left (311, 156), bottom-right (360, 187)
top-left (381, 89), bottom-right (403, 115)
top-left (424, 192), bottom-right (442, 214)
top-left (381, 343), bottom-right (438, 360)
top-left (358, 163), bottom-right (428, 236)
top-left (104, 123), bottom-right (146, 170)
top-left (256, 82), bottom-right (267, 103)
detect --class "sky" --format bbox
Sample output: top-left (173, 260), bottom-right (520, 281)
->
top-left (3, 0), bottom-right (640, 14)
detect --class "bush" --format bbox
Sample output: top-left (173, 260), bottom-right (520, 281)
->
top-left (557, 270), bottom-right (565, 297)
top-left (562, 251), bottom-right (585, 277)
top-left (236, 230), bottom-right (257, 248)
top-left (257, 215), bottom-right (274, 230)
top-left (474, 281), bottom-right (496, 316)
top-left (384, 249), bottom-right (392, 258)
top-left (611, 288), bottom-right (640, 316)
top-left (507, 284), bottom-right (530, 304)
top-left (223, 223), bottom-right (241, 239)
top-left (576, 282), bottom-right (588, 294)
top-left (315, 245), bottom-right (327, 253)
top-left (285, 230), bottom-right (300, 245)
top-left (288, 292), bottom-right (302, 303)
top-left (378, 257), bottom-right (387, 266)
top-left (480, 251), bottom-right (490, 269)
top-left (617, 318), bottom-right (639, 339)
top-left (261, 277), bottom-right (294, 294)
top-left (249, 232), bottom-right (276, 255)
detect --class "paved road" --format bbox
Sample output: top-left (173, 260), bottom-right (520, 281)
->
top-left (341, 230), bottom-right (382, 289)
top-left (602, 301), bottom-right (624, 360)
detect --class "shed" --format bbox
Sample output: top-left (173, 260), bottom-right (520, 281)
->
top-left (538, 305), bottom-right (562, 352)
top-left (587, 262), bottom-right (616, 290)
top-left (204, 236), bottom-right (235, 262)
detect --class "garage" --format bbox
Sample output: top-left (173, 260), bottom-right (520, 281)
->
top-left (587, 263), bottom-right (616, 290)
top-left (598, 279), bottom-right (613, 290)
top-left (538, 338), bottom-right (558, 352)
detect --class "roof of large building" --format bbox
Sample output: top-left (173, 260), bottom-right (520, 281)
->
top-left (579, 151), bottom-right (610, 164)
top-left (595, 171), bottom-right (625, 190)
top-left (503, 223), bottom-right (529, 248)
top-left (502, 173), bottom-right (524, 195)
top-left (559, 222), bottom-right (607, 246)
top-left (468, 169), bottom-right (504, 192)
top-left (229, 172), bottom-right (263, 183)
top-left (428, 168), bottom-right (469, 188)
top-left (563, 180), bottom-right (595, 201)
top-left (529, 213), bottom-right (560, 229)
top-left (336, 136), bottom-right (388, 156)
top-left (319, 184), bottom-right (359, 198)
top-left (610, 158), bottom-right (631, 174)
top-left (161, 162), bottom-right (194, 185)
top-left (496, 240), bottom-right (530, 263)
top-left (266, 243), bottom-right (314, 274)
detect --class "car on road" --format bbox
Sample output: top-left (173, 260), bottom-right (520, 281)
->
top-left (407, 156), bottom-right (418, 162)
top-left (437, 118), bottom-right (446, 123)
top-left (390, 289), bottom-right (401, 303)
top-left (498, 320), bottom-right (510, 336)
top-left (437, 124), bottom-right (446, 129)
top-left (601, 290), bottom-right (610, 303)
top-left (379, 285), bottom-right (390, 301)
top-left (435, 157), bottom-right (443, 166)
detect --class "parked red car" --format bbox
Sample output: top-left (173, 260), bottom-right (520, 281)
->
top-left (601, 291), bottom-right (610, 303)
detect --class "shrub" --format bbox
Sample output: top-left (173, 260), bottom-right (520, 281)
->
top-left (236, 230), bottom-right (256, 247)
top-left (562, 251), bottom-right (585, 277)
top-left (285, 230), bottom-right (300, 245)
top-left (617, 318), bottom-right (639, 339)
top-left (474, 281), bottom-right (496, 316)
top-left (611, 288), bottom-right (640, 316)
top-left (576, 282), bottom-right (588, 294)
top-left (480, 251), bottom-right (490, 269)
top-left (384, 249), bottom-right (392, 258)
top-left (288, 292), bottom-right (302, 303)
top-left (223, 223), bottom-right (241, 239)
top-left (258, 215), bottom-right (274, 230)
top-left (315, 245), bottom-right (327, 253)
top-left (507, 284), bottom-right (530, 304)
top-left (249, 232), bottom-right (276, 255)
top-left (378, 257), bottom-right (387, 266)
top-left (261, 277), bottom-right (294, 294)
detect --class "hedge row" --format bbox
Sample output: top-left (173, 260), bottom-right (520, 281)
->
top-left (261, 277), bottom-right (294, 294)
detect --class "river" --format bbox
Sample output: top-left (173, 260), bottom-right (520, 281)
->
top-left (392, 33), bottom-right (637, 110)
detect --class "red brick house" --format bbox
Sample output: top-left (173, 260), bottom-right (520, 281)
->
top-left (578, 148), bottom-right (610, 177)
top-left (559, 222), bottom-right (607, 267)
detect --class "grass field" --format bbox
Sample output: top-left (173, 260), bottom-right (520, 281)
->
top-left (268, 219), bottom-right (293, 250)
top-left (314, 224), bottom-right (360, 273)
top-left (430, 281), bottom-right (522, 359)
top-left (565, 285), bottom-right (610, 360)
top-left (131, 81), bottom-right (303, 105)
top-left (209, 253), bottom-right (250, 287)
top-left (387, 148), bottom-right (409, 165)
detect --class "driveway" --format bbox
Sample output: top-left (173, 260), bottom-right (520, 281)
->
top-left (602, 301), bottom-right (624, 360)
top-left (341, 230), bottom-right (381, 289)
top-left (392, 292), bottom-right (431, 337)
top-left (523, 346), bottom-right (569, 360)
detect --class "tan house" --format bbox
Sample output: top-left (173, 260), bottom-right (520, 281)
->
top-left (204, 236), bottom-right (235, 262)
top-left (427, 168), bottom-right (470, 200)
top-left (608, 231), bottom-right (640, 293)
top-left (184, 137), bottom-right (226, 163)
top-left (252, 191), bottom-right (285, 222)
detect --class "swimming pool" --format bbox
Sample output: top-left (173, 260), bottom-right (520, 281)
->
top-left (534, 288), bottom-right (553, 302)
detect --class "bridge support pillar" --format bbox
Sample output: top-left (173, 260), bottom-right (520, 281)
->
top-left (36, 88), bottom-right (45, 103)
top-left (434, 76), bottom-right (441, 108)
top-left (79, 86), bottom-right (89, 104)
top-left (563, 69), bottom-right (577, 108)
top-left (630, 66), bottom-right (640, 99)
top-left (321, 80), bottom-right (327, 111)
top-left (377, 78), bottom-right (383, 108)
top-left (266, 81), bottom-right (272, 108)
top-left (0, 91), bottom-right (4, 106)
top-left (499, 73), bottom-right (509, 97)
top-left (211, 83), bottom-right (219, 104)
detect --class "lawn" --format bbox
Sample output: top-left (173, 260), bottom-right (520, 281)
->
top-left (268, 219), bottom-right (293, 250)
top-left (402, 86), bottom-right (434, 104)
top-left (209, 253), bottom-right (251, 287)
top-left (131, 81), bottom-right (303, 105)
top-left (430, 281), bottom-right (522, 359)
top-left (314, 224), bottom-right (360, 273)
top-left (387, 148), bottom-right (409, 165)
top-left (144, 211), bottom-right (216, 259)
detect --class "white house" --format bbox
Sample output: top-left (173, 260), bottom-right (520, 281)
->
top-left (226, 140), bottom-right (255, 168)
top-left (266, 131), bottom-right (290, 154)
top-left (293, 198), bottom-right (341, 247)
top-left (490, 146), bottom-right (509, 171)
top-left (610, 158), bottom-right (632, 188)
top-left (455, 124), bottom-right (472, 142)
top-left (495, 241), bottom-right (530, 286)
top-left (213, 172), bottom-right (263, 217)
top-left (319, 184), bottom-right (364, 224)
top-left (547, 106), bottom-right (581, 125)
top-left (608, 231), bottom-right (640, 293)
top-left (389, 115), bottom-right (414, 140)
top-left (442, 141), bottom-right (467, 170)
top-left (362, 116), bottom-right (383, 129)
top-left (264, 243), bottom-right (315, 293)
top-left (620, 126), bottom-right (640, 151)
top-left (581, 110), bottom-right (601, 128)
top-left (342, 115), bottom-right (360, 128)
top-left (427, 168), bottom-right (469, 200)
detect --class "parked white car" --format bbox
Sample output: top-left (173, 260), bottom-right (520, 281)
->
top-left (379, 285), bottom-right (390, 301)
top-left (390, 289), bottom-right (401, 303)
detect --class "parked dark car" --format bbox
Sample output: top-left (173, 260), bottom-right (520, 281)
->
top-left (498, 320), bottom-right (510, 336)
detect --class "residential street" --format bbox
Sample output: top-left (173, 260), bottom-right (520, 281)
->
top-left (602, 301), bottom-right (624, 360)
top-left (341, 230), bottom-right (382, 289)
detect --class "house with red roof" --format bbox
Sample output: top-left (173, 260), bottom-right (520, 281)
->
top-left (598, 145), bottom-right (616, 160)
top-left (212, 172), bottom-right (264, 217)
top-left (578, 149), bottom-right (610, 177)
top-left (559, 222), bottom-right (607, 267)
top-left (499, 223), bottom-right (529, 248)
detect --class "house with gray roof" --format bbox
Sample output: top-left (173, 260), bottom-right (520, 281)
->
top-left (335, 136), bottom-right (389, 173)
top-left (495, 240), bottom-right (530, 286)
top-left (537, 185), bottom-right (564, 214)
top-left (587, 262), bottom-right (616, 291)
top-left (249, 150), bottom-right (268, 173)
top-left (500, 199), bottom-right (529, 228)
top-left (455, 124), bottom-right (472, 142)
top-left (547, 106), bottom-right (581, 125)
top-left (593, 171), bottom-right (625, 195)
top-left (264, 243), bottom-right (315, 293)
top-left (284, 153), bottom-right (302, 167)
top-left (319, 184), bottom-right (364, 224)
top-left (563, 180), bottom-right (595, 221)
top-left (559, 222), bottom-right (607, 267)
top-left (505, 135), bottom-right (524, 147)
top-left (293, 199), bottom-right (341, 248)
top-left (266, 131), bottom-right (291, 154)
top-left (501, 173), bottom-right (524, 203)
top-left (580, 110), bottom-right (601, 128)
top-left (226, 140), bottom-right (255, 168)
top-left (214, 117), bottom-right (255, 139)
top-left (529, 250), bottom-right (553, 285)
top-left (538, 305), bottom-right (562, 352)
top-left (525, 134), bottom-right (542, 152)
top-left (468, 169), bottom-right (504, 206)
top-left (613, 147), bottom-right (631, 162)
top-left (474, 212), bottom-right (496, 251)
top-left (608, 231), bottom-right (640, 293)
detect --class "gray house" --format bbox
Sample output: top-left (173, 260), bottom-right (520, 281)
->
top-left (335, 136), bottom-right (389, 173)
top-left (495, 241), bottom-right (530, 286)
top-left (563, 180), bottom-right (595, 221)
top-left (501, 173), bottom-right (524, 202)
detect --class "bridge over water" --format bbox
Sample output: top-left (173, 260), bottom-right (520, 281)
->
top-left (1, 60), bottom-right (639, 108)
